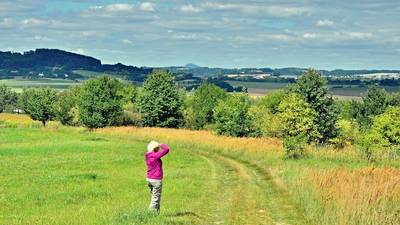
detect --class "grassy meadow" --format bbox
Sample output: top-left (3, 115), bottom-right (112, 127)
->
top-left (1, 114), bottom-right (400, 225)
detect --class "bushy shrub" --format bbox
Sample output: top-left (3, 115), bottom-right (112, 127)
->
top-left (371, 106), bottom-right (400, 146)
top-left (330, 119), bottom-right (360, 148)
top-left (213, 93), bottom-right (251, 137)
top-left (283, 135), bottom-right (307, 159)
top-left (246, 105), bottom-right (268, 137)
top-left (138, 70), bottom-right (183, 128)
top-left (258, 90), bottom-right (285, 114)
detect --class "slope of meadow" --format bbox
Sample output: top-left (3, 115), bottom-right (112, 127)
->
top-left (1, 114), bottom-right (399, 225)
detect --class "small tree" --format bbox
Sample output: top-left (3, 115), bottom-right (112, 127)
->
top-left (185, 83), bottom-right (227, 129)
top-left (351, 85), bottom-right (388, 128)
top-left (22, 88), bottom-right (58, 126)
top-left (138, 70), bottom-right (183, 127)
top-left (278, 93), bottom-right (320, 141)
top-left (291, 69), bottom-right (338, 143)
top-left (213, 93), bottom-right (251, 137)
top-left (0, 84), bottom-right (17, 113)
top-left (77, 76), bottom-right (123, 129)
top-left (54, 86), bottom-right (80, 126)
top-left (278, 93), bottom-right (319, 158)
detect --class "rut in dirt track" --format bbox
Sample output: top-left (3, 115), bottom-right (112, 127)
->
top-left (199, 152), bottom-right (307, 225)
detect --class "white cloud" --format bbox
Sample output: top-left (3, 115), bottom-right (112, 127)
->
top-left (337, 31), bottom-right (373, 40)
top-left (267, 34), bottom-right (292, 41)
top-left (0, 17), bottom-right (13, 27)
top-left (20, 18), bottom-right (47, 27)
top-left (139, 2), bottom-right (155, 12)
top-left (34, 35), bottom-right (52, 41)
top-left (81, 31), bottom-right (105, 38)
top-left (105, 4), bottom-right (134, 12)
top-left (122, 39), bottom-right (133, 44)
top-left (303, 33), bottom-right (317, 39)
top-left (316, 19), bottom-right (334, 27)
top-left (203, 2), bottom-right (308, 17)
top-left (180, 4), bottom-right (203, 13)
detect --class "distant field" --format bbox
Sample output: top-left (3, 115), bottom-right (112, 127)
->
top-left (0, 78), bottom-right (79, 93)
top-left (73, 70), bottom-right (118, 78)
top-left (228, 81), bottom-right (400, 98)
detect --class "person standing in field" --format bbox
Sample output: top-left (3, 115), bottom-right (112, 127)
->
top-left (145, 141), bottom-right (170, 213)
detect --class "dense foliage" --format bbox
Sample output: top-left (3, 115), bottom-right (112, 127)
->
top-left (351, 86), bottom-right (389, 128)
top-left (77, 77), bottom-right (123, 129)
top-left (21, 88), bottom-right (58, 126)
top-left (184, 83), bottom-right (227, 129)
top-left (0, 84), bottom-right (17, 113)
top-left (138, 70), bottom-right (183, 128)
top-left (291, 69), bottom-right (338, 143)
top-left (213, 93), bottom-right (251, 137)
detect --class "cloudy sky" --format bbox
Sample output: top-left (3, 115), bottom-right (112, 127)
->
top-left (1, 0), bottom-right (399, 69)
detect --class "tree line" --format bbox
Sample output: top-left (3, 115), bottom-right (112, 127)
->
top-left (1, 69), bottom-right (399, 159)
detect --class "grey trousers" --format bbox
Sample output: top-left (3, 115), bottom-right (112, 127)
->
top-left (147, 178), bottom-right (162, 213)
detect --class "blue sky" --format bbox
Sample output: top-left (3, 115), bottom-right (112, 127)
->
top-left (1, 0), bottom-right (399, 69)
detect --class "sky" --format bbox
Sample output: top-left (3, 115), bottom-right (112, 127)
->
top-left (0, 0), bottom-right (399, 70)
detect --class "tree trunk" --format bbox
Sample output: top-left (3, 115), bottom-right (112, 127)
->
top-left (42, 120), bottom-right (46, 127)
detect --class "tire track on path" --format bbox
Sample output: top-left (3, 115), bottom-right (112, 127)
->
top-left (198, 152), bottom-right (307, 225)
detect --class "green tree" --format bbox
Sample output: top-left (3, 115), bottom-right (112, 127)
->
top-left (138, 70), bottom-right (183, 127)
top-left (22, 88), bottom-right (58, 126)
top-left (213, 93), bottom-right (251, 137)
top-left (77, 77), bottom-right (123, 129)
top-left (54, 86), bottom-right (80, 126)
top-left (185, 83), bottom-right (227, 129)
top-left (291, 69), bottom-right (338, 143)
top-left (118, 82), bottom-right (137, 105)
top-left (278, 93), bottom-right (319, 158)
top-left (278, 93), bottom-right (319, 140)
top-left (0, 84), bottom-right (17, 113)
top-left (351, 85), bottom-right (389, 128)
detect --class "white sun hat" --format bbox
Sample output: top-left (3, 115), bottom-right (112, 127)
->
top-left (147, 141), bottom-right (160, 152)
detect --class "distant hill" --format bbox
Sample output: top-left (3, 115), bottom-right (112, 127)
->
top-left (0, 49), bottom-right (152, 81)
top-left (1, 48), bottom-right (399, 81)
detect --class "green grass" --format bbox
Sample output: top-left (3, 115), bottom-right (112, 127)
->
top-left (1, 118), bottom-right (399, 225)
top-left (0, 128), bottom-right (212, 225)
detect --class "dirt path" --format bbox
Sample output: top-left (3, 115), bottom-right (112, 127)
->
top-left (198, 152), bottom-right (307, 225)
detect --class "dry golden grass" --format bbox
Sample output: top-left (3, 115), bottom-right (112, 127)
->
top-left (309, 167), bottom-right (400, 225)
top-left (97, 127), bottom-right (283, 154)
top-left (0, 113), bottom-right (59, 128)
